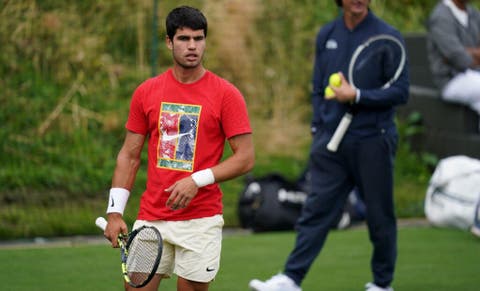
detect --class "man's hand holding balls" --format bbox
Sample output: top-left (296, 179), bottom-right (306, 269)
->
top-left (324, 72), bottom-right (342, 99)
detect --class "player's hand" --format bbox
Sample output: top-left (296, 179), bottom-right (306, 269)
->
top-left (330, 73), bottom-right (356, 103)
top-left (105, 213), bottom-right (128, 248)
top-left (165, 176), bottom-right (199, 210)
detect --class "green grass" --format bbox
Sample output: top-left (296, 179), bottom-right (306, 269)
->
top-left (0, 226), bottom-right (478, 290)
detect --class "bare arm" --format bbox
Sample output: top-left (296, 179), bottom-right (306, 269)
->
top-left (165, 133), bottom-right (255, 210)
top-left (105, 130), bottom-right (146, 247)
top-left (466, 47), bottom-right (480, 67)
top-left (211, 133), bottom-right (255, 182)
top-left (111, 130), bottom-right (145, 190)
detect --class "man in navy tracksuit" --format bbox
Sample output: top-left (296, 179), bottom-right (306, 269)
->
top-left (249, 1), bottom-right (409, 291)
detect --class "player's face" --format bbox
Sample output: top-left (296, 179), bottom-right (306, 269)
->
top-left (342, 0), bottom-right (370, 17)
top-left (167, 27), bottom-right (206, 69)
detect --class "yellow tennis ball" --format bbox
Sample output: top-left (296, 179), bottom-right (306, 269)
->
top-left (324, 86), bottom-right (335, 99)
top-left (329, 73), bottom-right (341, 87)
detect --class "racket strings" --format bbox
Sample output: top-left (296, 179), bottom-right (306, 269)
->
top-left (125, 227), bottom-right (162, 286)
top-left (352, 40), bottom-right (403, 89)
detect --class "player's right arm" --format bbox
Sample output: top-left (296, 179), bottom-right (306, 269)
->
top-left (105, 130), bottom-right (146, 247)
top-left (329, 72), bottom-right (356, 103)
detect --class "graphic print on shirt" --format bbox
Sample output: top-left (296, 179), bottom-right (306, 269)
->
top-left (157, 102), bottom-right (201, 172)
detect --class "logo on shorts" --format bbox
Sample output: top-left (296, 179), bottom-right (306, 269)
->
top-left (206, 266), bottom-right (216, 272)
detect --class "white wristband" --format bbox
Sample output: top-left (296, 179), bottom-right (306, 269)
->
top-left (355, 88), bottom-right (361, 103)
top-left (191, 168), bottom-right (215, 187)
top-left (106, 188), bottom-right (130, 215)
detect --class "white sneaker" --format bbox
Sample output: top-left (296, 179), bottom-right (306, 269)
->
top-left (365, 282), bottom-right (393, 291)
top-left (249, 274), bottom-right (302, 291)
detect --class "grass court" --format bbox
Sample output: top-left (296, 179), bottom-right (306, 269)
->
top-left (0, 224), bottom-right (478, 290)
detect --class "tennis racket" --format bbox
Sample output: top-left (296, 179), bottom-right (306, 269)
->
top-left (326, 34), bottom-right (406, 152)
top-left (95, 217), bottom-right (163, 288)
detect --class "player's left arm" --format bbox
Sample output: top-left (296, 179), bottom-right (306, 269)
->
top-left (165, 133), bottom-right (254, 210)
top-left (211, 133), bottom-right (255, 182)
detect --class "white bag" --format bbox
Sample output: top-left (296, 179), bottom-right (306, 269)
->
top-left (425, 155), bottom-right (480, 230)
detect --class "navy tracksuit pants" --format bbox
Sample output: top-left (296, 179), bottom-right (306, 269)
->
top-left (284, 132), bottom-right (398, 288)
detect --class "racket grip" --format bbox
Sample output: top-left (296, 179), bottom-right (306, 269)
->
top-left (95, 216), bottom-right (108, 231)
top-left (326, 113), bottom-right (353, 152)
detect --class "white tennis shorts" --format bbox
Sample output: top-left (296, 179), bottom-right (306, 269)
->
top-left (133, 214), bottom-right (224, 283)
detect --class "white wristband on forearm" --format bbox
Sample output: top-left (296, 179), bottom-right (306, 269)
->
top-left (106, 188), bottom-right (130, 215)
top-left (191, 168), bottom-right (215, 187)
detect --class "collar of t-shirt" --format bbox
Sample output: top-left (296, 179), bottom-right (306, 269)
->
top-left (444, 0), bottom-right (468, 27)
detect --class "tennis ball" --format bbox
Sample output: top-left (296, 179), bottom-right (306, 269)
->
top-left (324, 86), bottom-right (335, 99)
top-left (329, 73), bottom-right (341, 87)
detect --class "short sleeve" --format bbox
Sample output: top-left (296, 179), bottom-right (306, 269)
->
top-left (220, 83), bottom-right (252, 139)
top-left (125, 85), bottom-right (148, 135)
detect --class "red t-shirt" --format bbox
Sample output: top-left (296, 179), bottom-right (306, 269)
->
top-left (126, 69), bottom-right (252, 221)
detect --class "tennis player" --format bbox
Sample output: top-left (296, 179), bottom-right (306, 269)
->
top-left (102, 6), bottom-right (254, 291)
top-left (249, 1), bottom-right (408, 290)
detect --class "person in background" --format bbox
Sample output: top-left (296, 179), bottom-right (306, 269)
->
top-left (427, 0), bottom-right (480, 124)
top-left (249, 0), bottom-right (408, 290)
top-left (102, 6), bottom-right (254, 291)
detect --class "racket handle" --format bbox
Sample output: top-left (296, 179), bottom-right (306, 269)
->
top-left (327, 113), bottom-right (353, 152)
top-left (95, 216), bottom-right (108, 231)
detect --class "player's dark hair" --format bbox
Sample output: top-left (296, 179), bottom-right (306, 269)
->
top-left (166, 6), bottom-right (208, 40)
top-left (336, 0), bottom-right (372, 7)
